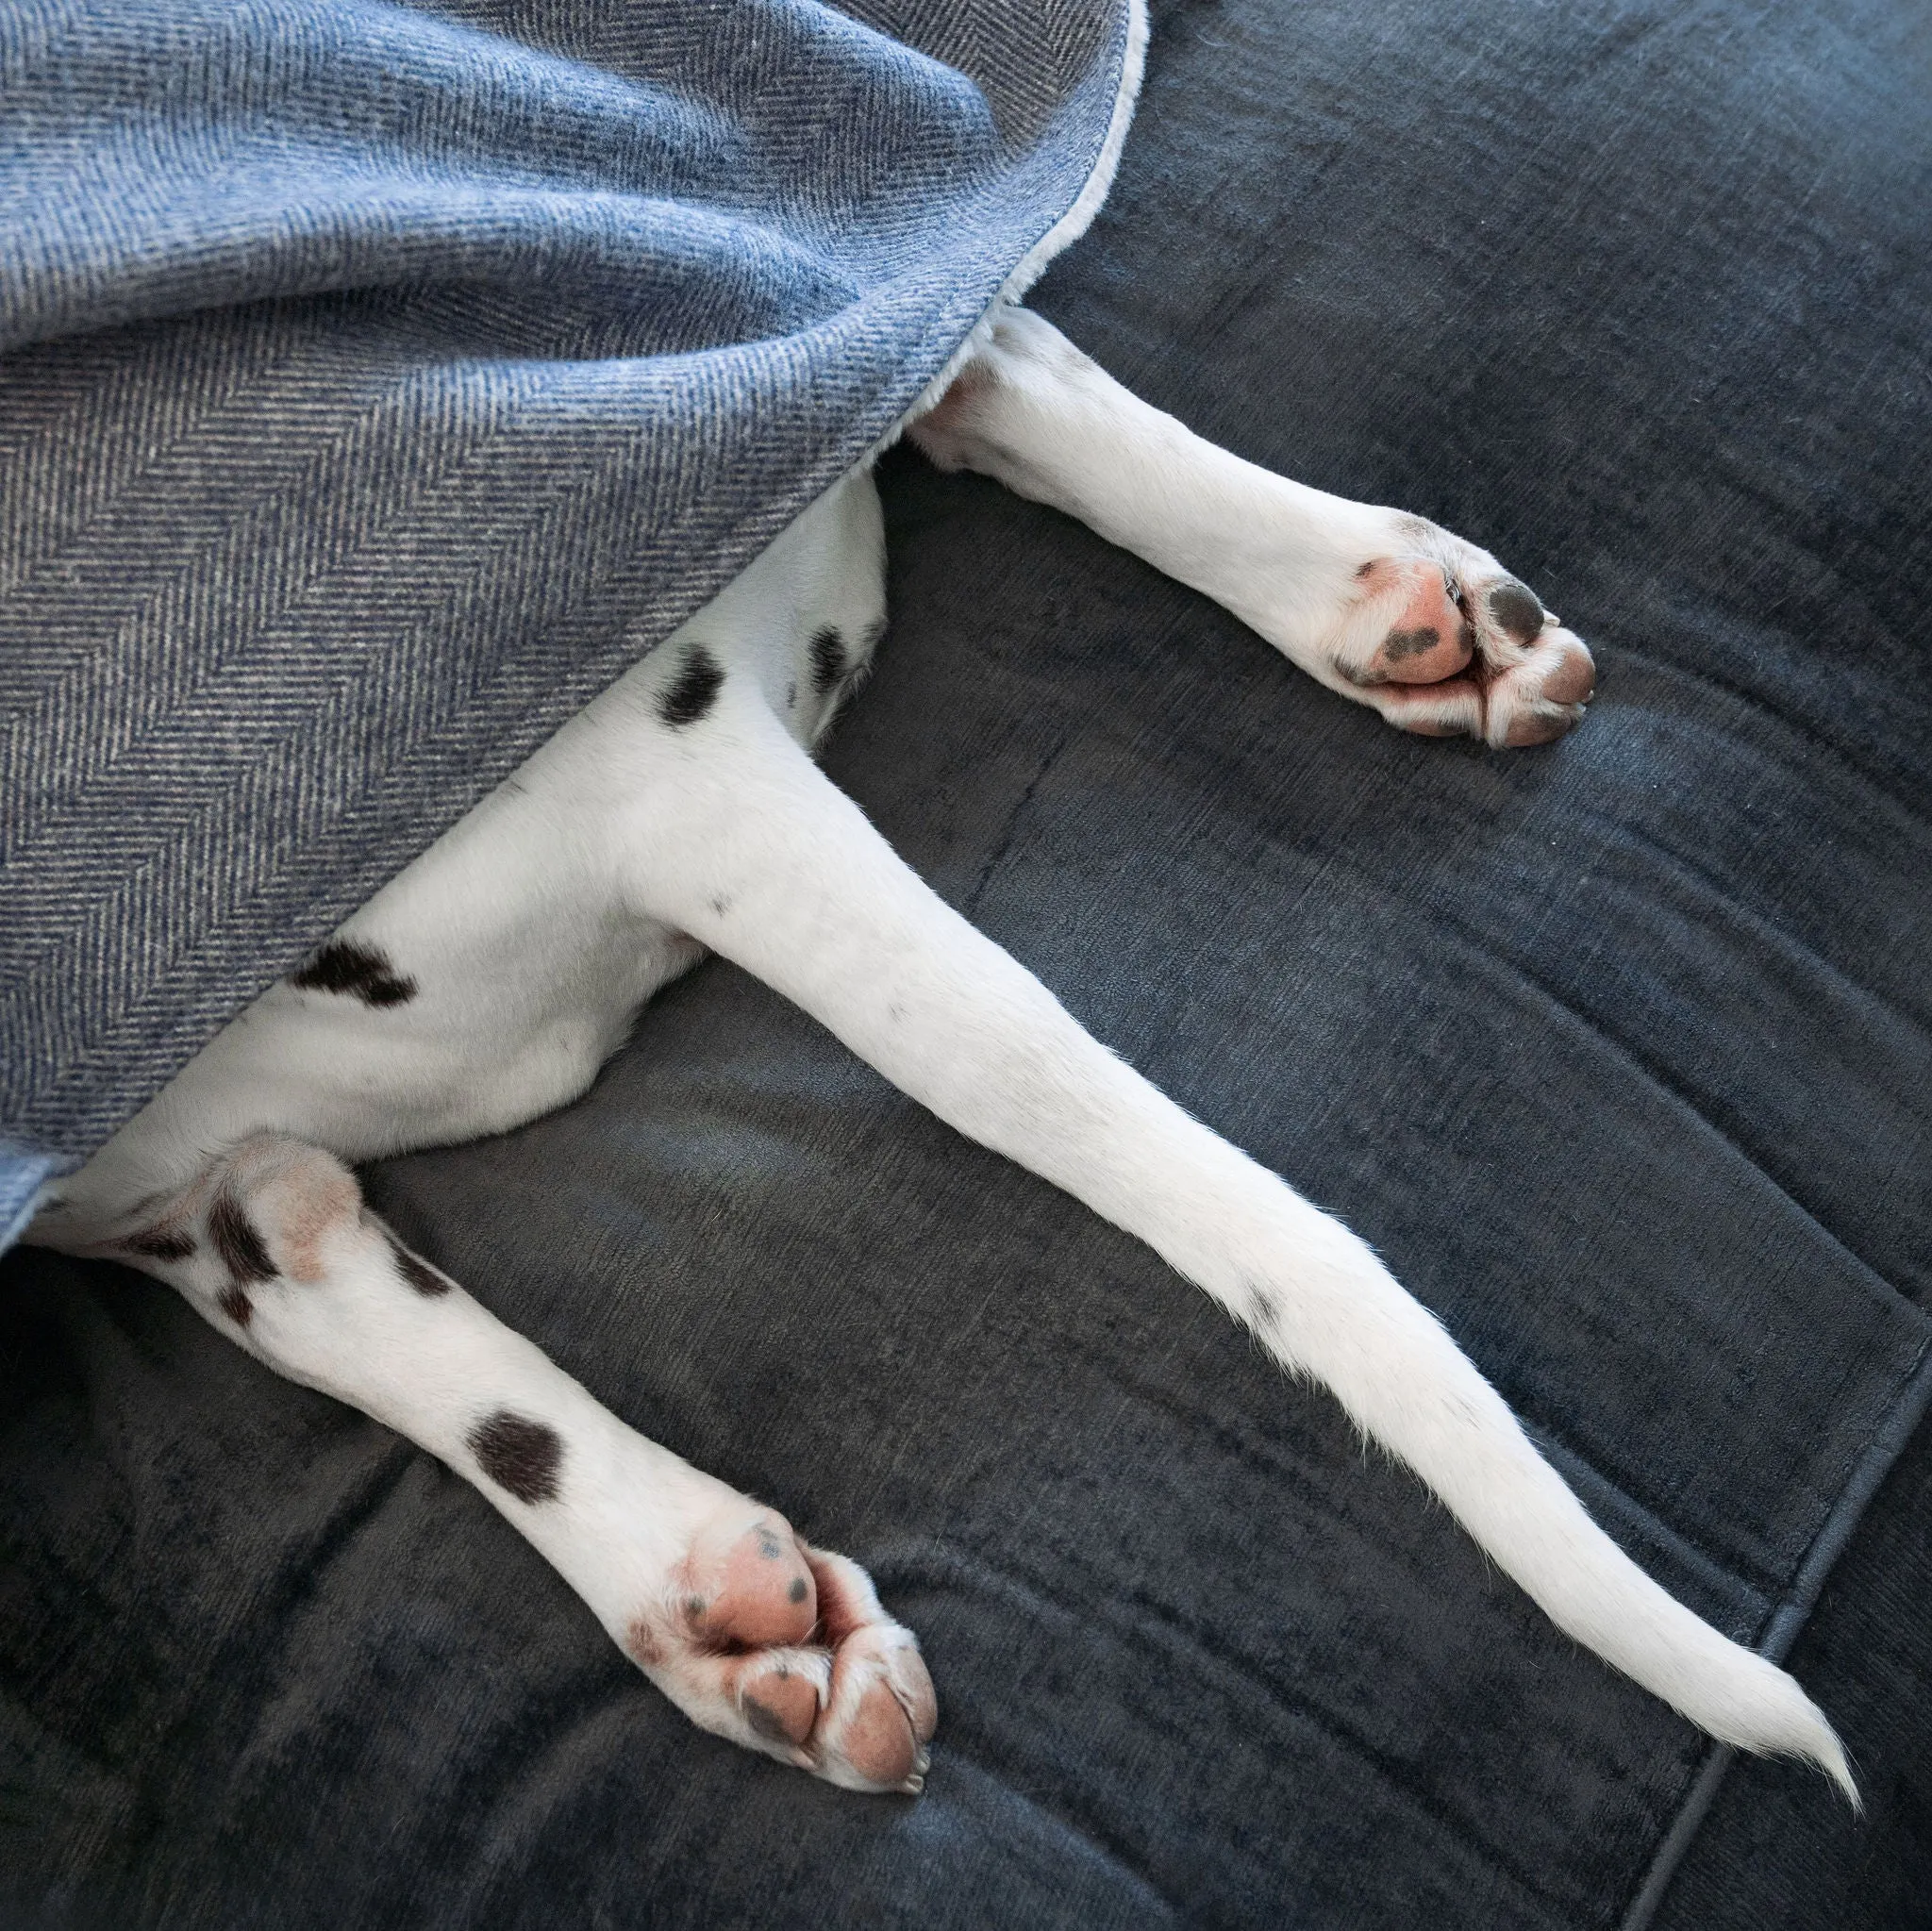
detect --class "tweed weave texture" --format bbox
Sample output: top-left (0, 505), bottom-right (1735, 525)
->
top-left (0, 0), bottom-right (1135, 1202)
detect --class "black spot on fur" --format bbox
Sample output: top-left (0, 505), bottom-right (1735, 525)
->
top-left (1487, 579), bottom-right (1545, 644)
top-left (709, 895), bottom-right (733, 918)
top-left (469, 1409), bottom-right (562, 1505)
top-left (659, 644), bottom-right (724, 726)
top-left (291, 940), bottom-right (417, 1007)
top-left (785, 680), bottom-right (797, 710)
top-left (208, 1194), bottom-right (275, 1285)
top-left (756, 1524), bottom-right (784, 1558)
top-left (1381, 626), bottom-right (1441, 662)
top-left (125, 1227), bottom-right (195, 1262)
top-left (217, 1284), bottom-right (253, 1326)
top-left (788, 1576), bottom-right (808, 1604)
top-left (1244, 1282), bottom-right (1280, 1337)
top-left (808, 625), bottom-right (846, 696)
top-left (387, 1233), bottom-right (451, 1297)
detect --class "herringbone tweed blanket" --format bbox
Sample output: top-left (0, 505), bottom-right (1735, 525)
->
top-left (0, 0), bottom-right (1141, 1239)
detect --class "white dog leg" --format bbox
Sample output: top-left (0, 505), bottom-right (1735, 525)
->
top-left (910, 305), bottom-right (1596, 749)
top-left (618, 670), bottom-right (1852, 1798)
top-left (96, 1134), bottom-right (936, 1794)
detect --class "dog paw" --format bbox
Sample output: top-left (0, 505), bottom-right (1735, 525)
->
top-left (625, 1510), bottom-right (936, 1794)
top-left (1310, 527), bottom-right (1594, 749)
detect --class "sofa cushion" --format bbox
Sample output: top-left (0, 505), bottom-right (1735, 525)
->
top-left (2, 0), bottom-right (1925, 1923)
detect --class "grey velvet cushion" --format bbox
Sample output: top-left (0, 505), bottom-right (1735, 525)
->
top-left (2, 0), bottom-right (1927, 1925)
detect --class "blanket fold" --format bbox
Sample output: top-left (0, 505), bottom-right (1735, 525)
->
top-left (0, 0), bottom-right (1142, 1230)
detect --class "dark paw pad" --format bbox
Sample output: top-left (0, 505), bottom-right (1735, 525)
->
top-left (1487, 579), bottom-right (1546, 644)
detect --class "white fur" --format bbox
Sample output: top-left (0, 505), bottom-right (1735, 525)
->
top-left (26, 304), bottom-right (1853, 1803)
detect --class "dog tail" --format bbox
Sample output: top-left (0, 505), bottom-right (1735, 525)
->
top-left (1216, 1207), bottom-right (1857, 1805)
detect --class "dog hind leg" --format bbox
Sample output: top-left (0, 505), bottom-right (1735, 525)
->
top-left (104, 1132), bottom-right (936, 1793)
top-left (909, 305), bottom-right (1595, 749)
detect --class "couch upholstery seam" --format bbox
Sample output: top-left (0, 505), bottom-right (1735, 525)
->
top-left (1617, 1332), bottom-right (1932, 1930)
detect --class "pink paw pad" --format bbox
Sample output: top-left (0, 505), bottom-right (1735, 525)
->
top-left (1367, 561), bottom-right (1474, 685)
top-left (737, 1656), bottom-right (824, 1747)
top-left (807, 1548), bottom-right (939, 1792)
top-left (1537, 636), bottom-right (1595, 706)
top-left (628, 1515), bottom-right (937, 1797)
top-left (1345, 558), bottom-right (1475, 687)
top-left (1486, 632), bottom-right (1597, 747)
top-left (679, 1516), bottom-right (818, 1652)
top-left (1341, 552), bottom-right (1595, 750)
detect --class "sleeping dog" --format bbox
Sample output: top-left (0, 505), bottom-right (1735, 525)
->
top-left (25, 300), bottom-right (1852, 1802)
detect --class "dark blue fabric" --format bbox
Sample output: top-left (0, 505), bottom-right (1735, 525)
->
top-left (1, 0), bottom-right (1927, 1925)
top-left (1657, 1382), bottom-right (1932, 1930)
top-left (0, 0), bottom-right (1133, 1176)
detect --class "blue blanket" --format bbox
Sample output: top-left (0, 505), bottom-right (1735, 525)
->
top-left (0, 0), bottom-right (1142, 1239)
